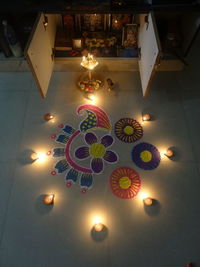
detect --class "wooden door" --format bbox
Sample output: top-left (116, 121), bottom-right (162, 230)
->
top-left (25, 13), bottom-right (56, 98)
top-left (138, 12), bottom-right (162, 97)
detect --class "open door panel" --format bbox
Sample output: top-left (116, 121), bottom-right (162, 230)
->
top-left (138, 12), bottom-right (162, 97)
top-left (25, 13), bottom-right (56, 98)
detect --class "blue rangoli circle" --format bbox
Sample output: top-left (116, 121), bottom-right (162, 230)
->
top-left (132, 142), bottom-right (160, 170)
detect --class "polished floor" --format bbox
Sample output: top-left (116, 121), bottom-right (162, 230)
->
top-left (0, 36), bottom-right (200, 267)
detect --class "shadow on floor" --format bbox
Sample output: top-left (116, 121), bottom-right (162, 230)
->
top-left (168, 146), bottom-right (182, 162)
top-left (18, 149), bottom-right (37, 165)
top-left (90, 225), bottom-right (109, 242)
top-left (144, 199), bottom-right (161, 216)
top-left (35, 194), bottom-right (54, 215)
top-left (112, 82), bottom-right (120, 97)
top-left (141, 108), bottom-right (157, 121)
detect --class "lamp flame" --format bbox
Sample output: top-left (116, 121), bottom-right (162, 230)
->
top-left (81, 53), bottom-right (99, 70)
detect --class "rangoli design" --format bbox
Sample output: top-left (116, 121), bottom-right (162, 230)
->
top-left (131, 142), bottom-right (160, 170)
top-left (51, 104), bottom-right (118, 193)
top-left (114, 118), bottom-right (143, 143)
top-left (50, 105), bottom-right (162, 197)
top-left (110, 167), bottom-right (141, 199)
top-left (75, 132), bottom-right (118, 174)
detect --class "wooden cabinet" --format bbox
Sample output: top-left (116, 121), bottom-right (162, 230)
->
top-left (6, 11), bottom-right (199, 97)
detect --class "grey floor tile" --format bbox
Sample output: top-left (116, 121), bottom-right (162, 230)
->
top-left (181, 98), bottom-right (200, 162)
top-left (0, 161), bottom-right (110, 267)
top-left (0, 90), bottom-right (29, 161)
top-left (0, 73), bottom-right (33, 92)
top-left (0, 54), bottom-right (200, 267)
top-left (0, 163), bottom-right (16, 242)
top-left (107, 162), bottom-right (200, 267)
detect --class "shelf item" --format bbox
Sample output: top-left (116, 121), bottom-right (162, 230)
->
top-left (122, 23), bottom-right (138, 48)
top-left (72, 38), bottom-right (83, 49)
top-left (54, 28), bottom-right (72, 51)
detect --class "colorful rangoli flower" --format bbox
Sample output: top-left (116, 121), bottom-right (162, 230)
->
top-left (50, 104), bottom-right (115, 193)
top-left (75, 132), bottom-right (118, 174)
top-left (114, 118), bottom-right (143, 143)
top-left (132, 142), bottom-right (160, 170)
top-left (110, 167), bottom-right (141, 199)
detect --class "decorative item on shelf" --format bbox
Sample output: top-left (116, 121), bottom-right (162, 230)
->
top-left (70, 50), bottom-right (79, 57)
top-left (44, 113), bottom-right (54, 121)
top-left (164, 148), bottom-right (174, 158)
top-left (142, 113), bottom-right (151, 121)
top-left (143, 197), bottom-right (153, 206)
top-left (43, 194), bottom-right (54, 205)
top-left (30, 152), bottom-right (39, 161)
top-left (72, 38), bottom-right (82, 50)
top-left (93, 223), bottom-right (104, 232)
top-left (85, 36), bottom-right (117, 48)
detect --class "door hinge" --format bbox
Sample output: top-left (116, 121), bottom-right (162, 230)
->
top-left (138, 47), bottom-right (141, 60)
top-left (43, 15), bottom-right (48, 31)
top-left (51, 48), bottom-right (55, 61)
top-left (155, 56), bottom-right (162, 69)
top-left (144, 15), bottom-right (149, 30)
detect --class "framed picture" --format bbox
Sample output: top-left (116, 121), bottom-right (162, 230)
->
top-left (72, 38), bottom-right (83, 50)
top-left (111, 14), bottom-right (132, 31)
top-left (62, 15), bottom-right (75, 31)
top-left (76, 14), bottom-right (106, 32)
top-left (122, 24), bottom-right (138, 48)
